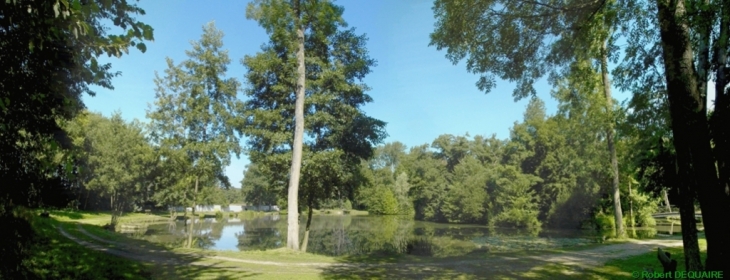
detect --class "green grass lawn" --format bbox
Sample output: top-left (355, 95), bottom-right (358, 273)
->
top-left (13, 208), bottom-right (712, 279)
top-left (17, 210), bottom-right (154, 279)
top-left (518, 239), bottom-right (708, 280)
top-left (22, 209), bottom-right (324, 279)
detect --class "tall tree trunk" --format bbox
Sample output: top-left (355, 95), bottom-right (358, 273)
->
top-left (110, 190), bottom-right (118, 228)
top-left (287, 0), bottom-right (305, 251)
top-left (655, 0), bottom-right (730, 273)
top-left (600, 42), bottom-right (625, 238)
top-left (675, 183), bottom-right (702, 270)
top-left (708, 0), bottom-right (730, 237)
top-left (665, 150), bottom-right (703, 271)
top-left (193, 175), bottom-right (199, 216)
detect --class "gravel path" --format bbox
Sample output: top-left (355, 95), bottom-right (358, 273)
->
top-left (59, 224), bottom-right (685, 274)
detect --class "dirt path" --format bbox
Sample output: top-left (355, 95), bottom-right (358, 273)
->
top-left (59, 224), bottom-right (684, 274)
top-left (533, 239), bottom-right (683, 269)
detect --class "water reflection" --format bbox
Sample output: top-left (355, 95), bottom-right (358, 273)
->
top-left (127, 215), bottom-right (657, 257)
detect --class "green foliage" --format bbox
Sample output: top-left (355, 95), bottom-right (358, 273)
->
top-left (627, 189), bottom-right (660, 227)
top-left (67, 111), bottom-right (156, 224)
top-left (594, 212), bottom-right (616, 230)
top-left (147, 22), bottom-right (243, 209)
top-left (241, 163), bottom-right (279, 207)
top-left (490, 165), bottom-right (542, 228)
top-left (199, 186), bottom-right (229, 206)
top-left (443, 157), bottom-right (489, 223)
top-left (392, 172), bottom-right (413, 215)
top-left (401, 144), bottom-right (449, 222)
top-left (365, 186), bottom-right (399, 215)
top-left (343, 199), bottom-right (353, 211)
top-left (429, 0), bottom-right (610, 99)
top-left (1, 0), bottom-right (154, 211)
top-left (242, 0), bottom-right (386, 213)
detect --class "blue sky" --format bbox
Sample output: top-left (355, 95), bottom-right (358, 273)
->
top-left (84, 0), bottom-right (638, 189)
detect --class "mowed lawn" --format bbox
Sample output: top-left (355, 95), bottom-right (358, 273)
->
top-left (15, 209), bottom-right (707, 279)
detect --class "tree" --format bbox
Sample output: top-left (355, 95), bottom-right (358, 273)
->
top-left (373, 142), bottom-right (407, 173)
top-left (1, 1), bottom-right (153, 275)
top-left (241, 163), bottom-right (279, 208)
top-left (147, 22), bottom-right (243, 221)
top-left (490, 165), bottom-right (543, 228)
top-left (80, 112), bottom-right (152, 227)
top-left (430, 0), bottom-right (628, 238)
top-left (429, 0), bottom-right (730, 271)
top-left (401, 144), bottom-right (450, 222)
top-left (443, 157), bottom-right (489, 223)
top-left (652, 0), bottom-right (730, 271)
top-left (393, 172), bottom-right (414, 215)
top-left (244, 0), bottom-right (385, 250)
top-left (0, 0), bottom-right (153, 209)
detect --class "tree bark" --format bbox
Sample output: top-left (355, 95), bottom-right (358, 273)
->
top-left (600, 41), bottom-right (625, 238)
top-left (110, 190), bottom-right (117, 228)
top-left (193, 175), bottom-right (199, 216)
top-left (655, 0), bottom-right (730, 273)
top-left (287, 0), bottom-right (305, 251)
top-left (675, 185), bottom-right (702, 270)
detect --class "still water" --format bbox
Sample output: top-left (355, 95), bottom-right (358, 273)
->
top-left (125, 214), bottom-right (657, 257)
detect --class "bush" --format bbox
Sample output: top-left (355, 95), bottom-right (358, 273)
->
top-left (214, 211), bottom-right (223, 220)
top-left (594, 212), bottom-right (615, 229)
top-left (368, 187), bottom-right (399, 215)
top-left (637, 212), bottom-right (656, 227)
top-left (491, 208), bottom-right (542, 228)
top-left (343, 199), bottom-right (353, 211)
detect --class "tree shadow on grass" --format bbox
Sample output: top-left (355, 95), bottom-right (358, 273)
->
top-left (23, 215), bottom-right (263, 279)
top-left (48, 209), bottom-right (84, 220)
top-left (320, 250), bottom-right (633, 279)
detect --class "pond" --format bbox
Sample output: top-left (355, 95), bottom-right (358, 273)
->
top-left (124, 214), bottom-right (658, 257)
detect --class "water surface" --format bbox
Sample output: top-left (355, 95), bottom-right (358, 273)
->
top-left (125, 214), bottom-right (657, 257)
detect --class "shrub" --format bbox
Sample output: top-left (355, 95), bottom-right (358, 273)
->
top-left (491, 207), bottom-right (542, 228)
top-left (637, 212), bottom-right (656, 227)
top-left (214, 211), bottom-right (223, 220)
top-left (343, 199), bottom-right (353, 211)
top-left (368, 187), bottom-right (399, 215)
top-left (594, 212), bottom-right (615, 229)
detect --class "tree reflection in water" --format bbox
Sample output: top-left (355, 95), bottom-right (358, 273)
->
top-left (130, 214), bottom-right (657, 257)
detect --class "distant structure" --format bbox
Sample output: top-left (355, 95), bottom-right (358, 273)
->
top-left (224, 204), bottom-right (243, 213)
top-left (170, 204), bottom-right (279, 212)
top-left (244, 205), bottom-right (280, 212)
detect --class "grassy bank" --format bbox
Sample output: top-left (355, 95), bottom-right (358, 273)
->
top-left (10, 209), bottom-right (154, 279)
top-left (26, 209), bottom-right (324, 279)
top-left (519, 238), bottom-right (707, 279)
top-left (12, 209), bottom-right (709, 279)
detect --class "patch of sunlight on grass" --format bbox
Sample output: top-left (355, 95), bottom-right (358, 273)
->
top-left (181, 247), bottom-right (339, 264)
top-left (517, 238), bottom-right (708, 280)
